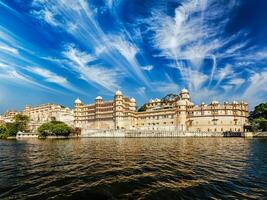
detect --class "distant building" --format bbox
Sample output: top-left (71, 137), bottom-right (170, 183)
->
top-left (0, 115), bottom-right (4, 124)
top-left (1, 110), bottom-right (20, 123)
top-left (23, 103), bottom-right (74, 131)
top-left (74, 89), bottom-right (249, 132)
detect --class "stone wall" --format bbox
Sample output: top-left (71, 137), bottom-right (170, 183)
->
top-left (81, 129), bottom-right (225, 138)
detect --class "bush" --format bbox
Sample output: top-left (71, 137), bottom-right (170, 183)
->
top-left (249, 103), bottom-right (267, 131)
top-left (38, 121), bottom-right (73, 137)
top-left (253, 118), bottom-right (267, 132)
top-left (5, 123), bottom-right (19, 136)
top-left (0, 125), bottom-right (8, 139)
top-left (14, 114), bottom-right (29, 132)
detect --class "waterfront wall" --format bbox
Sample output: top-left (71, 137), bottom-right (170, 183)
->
top-left (81, 129), bottom-right (227, 138)
top-left (253, 132), bottom-right (267, 137)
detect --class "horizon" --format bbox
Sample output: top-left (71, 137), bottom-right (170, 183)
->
top-left (1, 0), bottom-right (267, 113)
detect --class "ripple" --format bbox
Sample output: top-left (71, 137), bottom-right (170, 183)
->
top-left (0, 138), bottom-right (267, 199)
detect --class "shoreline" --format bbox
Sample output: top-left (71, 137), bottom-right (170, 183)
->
top-left (8, 130), bottom-right (264, 139)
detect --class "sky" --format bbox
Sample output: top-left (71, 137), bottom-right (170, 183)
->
top-left (0, 0), bottom-right (267, 113)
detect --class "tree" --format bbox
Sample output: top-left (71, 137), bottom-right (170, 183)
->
top-left (161, 93), bottom-right (180, 102)
top-left (138, 103), bottom-right (147, 112)
top-left (249, 103), bottom-right (267, 131)
top-left (5, 123), bottom-right (19, 136)
top-left (249, 103), bottom-right (267, 120)
top-left (14, 114), bottom-right (30, 132)
top-left (38, 121), bottom-right (73, 137)
top-left (38, 122), bottom-right (53, 137)
top-left (0, 125), bottom-right (8, 139)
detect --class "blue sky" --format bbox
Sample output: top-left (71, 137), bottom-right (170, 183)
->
top-left (0, 0), bottom-right (267, 113)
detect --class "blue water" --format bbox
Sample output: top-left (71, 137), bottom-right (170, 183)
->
top-left (0, 138), bottom-right (266, 199)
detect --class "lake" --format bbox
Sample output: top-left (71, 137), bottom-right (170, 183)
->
top-left (0, 138), bottom-right (267, 199)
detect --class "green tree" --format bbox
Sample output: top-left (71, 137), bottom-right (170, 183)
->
top-left (0, 125), bottom-right (8, 139)
top-left (52, 123), bottom-right (72, 136)
top-left (14, 114), bottom-right (30, 132)
top-left (138, 103), bottom-right (147, 112)
top-left (249, 103), bottom-right (267, 131)
top-left (38, 121), bottom-right (73, 137)
top-left (37, 122), bottom-right (53, 137)
top-left (5, 123), bottom-right (19, 136)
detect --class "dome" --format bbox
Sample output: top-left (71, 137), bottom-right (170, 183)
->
top-left (75, 98), bottom-right (81, 104)
top-left (232, 100), bottom-right (238, 104)
top-left (176, 99), bottom-right (187, 106)
top-left (201, 102), bottom-right (205, 105)
top-left (155, 98), bottom-right (161, 102)
top-left (211, 100), bottom-right (219, 104)
top-left (130, 98), bottom-right (136, 103)
top-left (115, 90), bottom-right (122, 95)
top-left (95, 96), bottom-right (103, 100)
top-left (180, 88), bottom-right (189, 93)
top-left (188, 102), bottom-right (194, 106)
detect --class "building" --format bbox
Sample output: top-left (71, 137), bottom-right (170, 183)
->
top-left (135, 89), bottom-right (249, 132)
top-left (23, 103), bottom-right (74, 131)
top-left (1, 110), bottom-right (20, 123)
top-left (0, 115), bottom-right (4, 124)
top-left (74, 89), bottom-right (249, 132)
top-left (74, 90), bottom-right (136, 130)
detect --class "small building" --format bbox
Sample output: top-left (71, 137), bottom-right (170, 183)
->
top-left (16, 131), bottom-right (39, 138)
top-left (23, 103), bottom-right (74, 132)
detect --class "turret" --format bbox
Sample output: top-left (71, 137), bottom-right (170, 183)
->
top-left (130, 98), bottom-right (136, 111)
top-left (114, 90), bottom-right (123, 129)
top-left (180, 88), bottom-right (190, 101)
top-left (74, 98), bottom-right (82, 106)
top-left (176, 99), bottom-right (187, 131)
top-left (95, 96), bottom-right (103, 104)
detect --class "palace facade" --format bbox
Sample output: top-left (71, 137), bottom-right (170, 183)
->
top-left (74, 90), bottom-right (136, 130)
top-left (74, 89), bottom-right (249, 132)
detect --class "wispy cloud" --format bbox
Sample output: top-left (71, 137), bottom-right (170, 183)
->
top-left (30, 0), bottom-right (150, 87)
top-left (243, 69), bottom-right (267, 107)
top-left (0, 44), bottom-right (19, 55)
top-left (0, 63), bottom-right (59, 93)
top-left (141, 65), bottom-right (153, 71)
top-left (63, 45), bottom-right (121, 92)
top-left (25, 66), bottom-right (83, 94)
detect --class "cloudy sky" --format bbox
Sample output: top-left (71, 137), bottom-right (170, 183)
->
top-left (0, 0), bottom-right (267, 113)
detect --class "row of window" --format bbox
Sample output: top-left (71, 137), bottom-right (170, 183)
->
top-left (137, 121), bottom-right (174, 126)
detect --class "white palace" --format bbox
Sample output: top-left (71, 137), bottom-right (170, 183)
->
top-left (74, 89), bottom-right (249, 132)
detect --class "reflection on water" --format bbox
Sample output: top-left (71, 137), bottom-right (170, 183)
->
top-left (0, 138), bottom-right (267, 199)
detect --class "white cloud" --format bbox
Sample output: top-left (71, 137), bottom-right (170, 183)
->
top-left (136, 86), bottom-right (146, 96)
top-left (227, 78), bottom-right (245, 86)
top-left (27, 66), bottom-right (68, 86)
top-left (0, 45), bottom-right (19, 55)
top-left (152, 82), bottom-right (179, 94)
top-left (0, 68), bottom-right (59, 93)
top-left (214, 64), bottom-right (234, 87)
top-left (243, 69), bottom-right (267, 107)
top-left (111, 36), bottom-right (138, 61)
top-left (141, 65), bottom-right (153, 71)
top-left (63, 45), bottom-right (121, 92)
top-left (32, 8), bottom-right (60, 27)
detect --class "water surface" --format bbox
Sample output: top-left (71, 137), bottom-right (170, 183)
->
top-left (0, 138), bottom-right (267, 199)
